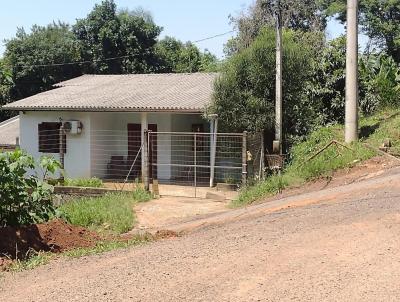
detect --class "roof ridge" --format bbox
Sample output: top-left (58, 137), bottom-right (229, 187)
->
top-left (0, 115), bottom-right (19, 128)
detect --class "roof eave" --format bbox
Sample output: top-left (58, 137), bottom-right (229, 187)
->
top-left (2, 106), bottom-right (205, 114)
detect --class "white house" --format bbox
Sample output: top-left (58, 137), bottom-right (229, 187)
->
top-left (2, 73), bottom-right (223, 184)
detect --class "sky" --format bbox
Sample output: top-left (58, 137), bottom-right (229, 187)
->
top-left (0, 0), bottom-right (363, 59)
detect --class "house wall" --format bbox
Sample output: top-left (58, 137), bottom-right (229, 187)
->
top-left (19, 111), bottom-right (208, 181)
top-left (19, 111), bottom-right (91, 178)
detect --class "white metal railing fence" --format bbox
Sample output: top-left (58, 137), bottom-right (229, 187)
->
top-left (34, 128), bottom-right (267, 197)
top-left (146, 131), bottom-right (246, 196)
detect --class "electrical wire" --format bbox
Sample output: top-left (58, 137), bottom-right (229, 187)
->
top-left (13, 30), bottom-right (236, 69)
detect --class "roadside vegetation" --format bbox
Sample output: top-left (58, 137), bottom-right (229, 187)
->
top-left (0, 148), bottom-right (153, 272)
top-left (63, 177), bottom-right (103, 188)
top-left (233, 109), bottom-right (400, 207)
top-left (59, 189), bottom-right (152, 235)
top-left (8, 235), bottom-right (153, 272)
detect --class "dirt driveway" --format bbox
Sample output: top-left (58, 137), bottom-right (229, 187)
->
top-left (1, 168), bottom-right (400, 301)
top-left (134, 196), bottom-right (229, 230)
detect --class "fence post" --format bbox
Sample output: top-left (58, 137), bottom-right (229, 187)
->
top-left (194, 133), bottom-right (197, 198)
top-left (242, 131), bottom-right (248, 186)
top-left (143, 129), bottom-right (150, 191)
top-left (59, 123), bottom-right (65, 181)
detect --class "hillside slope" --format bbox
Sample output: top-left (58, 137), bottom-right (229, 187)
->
top-left (234, 109), bottom-right (400, 206)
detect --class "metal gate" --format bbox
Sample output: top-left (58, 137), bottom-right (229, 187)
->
top-left (146, 131), bottom-right (246, 198)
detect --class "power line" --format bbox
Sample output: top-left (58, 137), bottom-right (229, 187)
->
top-left (17, 54), bottom-right (136, 68)
top-left (192, 30), bottom-right (235, 43)
top-left (13, 30), bottom-right (237, 69)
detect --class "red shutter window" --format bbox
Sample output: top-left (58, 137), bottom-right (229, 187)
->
top-left (38, 122), bottom-right (66, 153)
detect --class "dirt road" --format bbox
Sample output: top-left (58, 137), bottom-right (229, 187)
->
top-left (1, 168), bottom-right (400, 301)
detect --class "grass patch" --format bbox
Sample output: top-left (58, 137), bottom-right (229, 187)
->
top-left (233, 109), bottom-right (400, 207)
top-left (64, 236), bottom-right (152, 258)
top-left (59, 188), bottom-right (152, 235)
top-left (7, 235), bottom-right (153, 272)
top-left (8, 252), bottom-right (55, 272)
top-left (64, 177), bottom-right (103, 188)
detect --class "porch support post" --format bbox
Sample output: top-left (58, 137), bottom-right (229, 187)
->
top-left (242, 131), bottom-right (248, 186)
top-left (209, 115), bottom-right (218, 188)
top-left (141, 112), bottom-right (148, 182)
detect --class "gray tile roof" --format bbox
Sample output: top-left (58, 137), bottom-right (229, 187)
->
top-left (0, 116), bottom-right (19, 147)
top-left (2, 73), bottom-right (218, 112)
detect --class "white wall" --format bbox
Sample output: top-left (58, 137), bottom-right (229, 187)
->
top-left (19, 111), bottom-right (91, 178)
top-left (19, 111), bottom-right (207, 181)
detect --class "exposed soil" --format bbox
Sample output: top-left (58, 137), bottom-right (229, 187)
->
top-left (0, 219), bottom-right (100, 269)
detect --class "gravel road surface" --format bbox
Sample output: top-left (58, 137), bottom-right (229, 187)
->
top-left (1, 169), bottom-right (400, 302)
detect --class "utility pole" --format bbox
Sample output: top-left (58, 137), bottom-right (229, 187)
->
top-left (345, 0), bottom-right (359, 143)
top-left (274, 0), bottom-right (283, 154)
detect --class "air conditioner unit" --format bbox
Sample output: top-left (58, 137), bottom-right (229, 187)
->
top-left (63, 120), bottom-right (83, 135)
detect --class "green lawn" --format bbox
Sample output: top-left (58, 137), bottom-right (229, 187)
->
top-left (232, 109), bottom-right (399, 207)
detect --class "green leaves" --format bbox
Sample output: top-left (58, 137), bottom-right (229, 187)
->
top-left (155, 37), bottom-right (219, 73)
top-left (0, 151), bottom-right (61, 227)
top-left (211, 28), bottom-right (315, 138)
top-left (73, 0), bottom-right (162, 74)
top-left (321, 0), bottom-right (400, 63)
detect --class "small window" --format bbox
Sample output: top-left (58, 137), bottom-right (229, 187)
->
top-left (38, 122), bottom-right (66, 153)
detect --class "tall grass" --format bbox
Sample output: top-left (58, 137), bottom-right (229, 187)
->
top-left (59, 189), bottom-right (152, 234)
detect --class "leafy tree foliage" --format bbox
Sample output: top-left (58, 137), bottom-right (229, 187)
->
top-left (73, 0), bottom-right (162, 74)
top-left (226, 0), bottom-right (326, 55)
top-left (309, 36), bottom-right (400, 124)
top-left (211, 28), bottom-right (315, 141)
top-left (0, 150), bottom-right (61, 227)
top-left (360, 53), bottom-right (400, 111)
top-left (156, 36), bottom-right (219, 73)
top-left (0, 60), bottom-right (14, 121)
top-left (322, 0), bottom-right (400, 63)
top-left (3, 22), bottom-right (82, 101)
top-left (307, 36), bottom-right (347, 124)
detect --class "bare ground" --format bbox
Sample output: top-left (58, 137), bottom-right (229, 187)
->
top-left (1, 166), bottom-right (400, 301)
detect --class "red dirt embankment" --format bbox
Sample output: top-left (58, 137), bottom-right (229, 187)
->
top-left (0, 219), bottom-right (99, 261)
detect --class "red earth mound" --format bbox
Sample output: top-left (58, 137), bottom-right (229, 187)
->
top-left (0, 219), bottom-right (100, 260)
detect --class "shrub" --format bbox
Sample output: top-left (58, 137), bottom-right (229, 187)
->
top-left (0, 150), bottom-right (61, 227)
top-left (64, 177), bottom-right (103, 188)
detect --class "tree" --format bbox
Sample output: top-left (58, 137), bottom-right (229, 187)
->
top-left (307, 36), bottom-right (399, 124)
top-left (1, 22), bottom-right (80, 122)
top-left (73, 0), bottom-right (162, 74)
top-left (211, 28), bottom-right (315, 143)
top-left (0, 60), bottom-right (13, 121)
top-left (226, 0), bottom-right (326, 55)
top-left (156, 36), bottom-right (219, 73)
top-left (322, 0), bottom-right (400, 63)
top-left (4, 22), bottom-right (82, 101)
